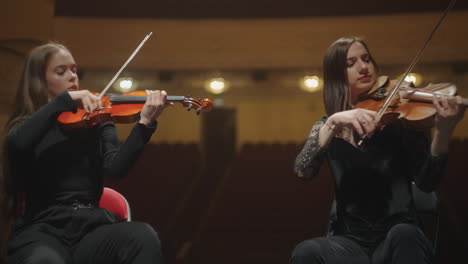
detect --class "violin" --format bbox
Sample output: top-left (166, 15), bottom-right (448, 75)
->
top-left (355, 0), bottom-right (465, 145)
top-left (56, 32), bottom-right (213, 130)
top-left (57, 91), bottom-right (213, 130)
top-left (356, 78), bottom-right (468, 130)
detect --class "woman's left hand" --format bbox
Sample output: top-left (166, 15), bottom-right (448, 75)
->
top-left (139, 90), bottom-right (173, 126)
top-left (433, 94), bottom-right (465, 134)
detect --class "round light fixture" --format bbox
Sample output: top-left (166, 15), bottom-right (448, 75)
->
top-left (402, 73), bottom-right (423, 86)
top-left (114, 77), bottom-right (138, 92)
top-left (205, 77), bottom-right (227, 94)
top-left (120, 78), bottom-right (133, 90)
top-left (300, 75), bottom-right (322, 93)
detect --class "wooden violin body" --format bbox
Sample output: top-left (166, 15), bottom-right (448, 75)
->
top-left (356, 79), bottom-right (467, 130)
top-left (58, 91), bottom-right (213, 130)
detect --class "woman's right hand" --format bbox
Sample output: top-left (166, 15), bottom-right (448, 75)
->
top-left (327, 108), bottom-right (378, 137)
top-left (68, 90), bottom-right (101, 113)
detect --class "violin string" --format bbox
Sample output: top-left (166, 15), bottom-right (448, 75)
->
top-left (376, 0), bottom-right (457, 120)
top-left (97, 32), bottom-right (153, 100)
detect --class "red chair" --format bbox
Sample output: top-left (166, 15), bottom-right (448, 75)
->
top-left (99, 187), bottom-right (132, 222)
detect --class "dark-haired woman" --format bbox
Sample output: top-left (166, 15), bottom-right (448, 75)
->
top-left (291, 37), bottom-right (464, 264)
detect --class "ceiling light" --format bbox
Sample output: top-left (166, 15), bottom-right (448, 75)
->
top-left (205, 78), bottom-right (227, 94)
top-left (300, 75), bottom-right (322, 92)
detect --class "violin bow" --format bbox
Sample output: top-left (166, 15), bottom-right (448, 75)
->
top-left (376, 0), bottom-right (457, 121)
top-left (97, 32), bottom-right (153, 99)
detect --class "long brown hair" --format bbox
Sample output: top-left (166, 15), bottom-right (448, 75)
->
top-left (5, 43), bottom-right (69, 132)
top-left (322, 37), bottom-right (378, 116)
top-left (1, 43), bottom-right (69, 253)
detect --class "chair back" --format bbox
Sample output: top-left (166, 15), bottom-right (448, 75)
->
top-left (411, 182), bottom-right (440, 255)
top-left (411, 182), bottom-right (439, 215)
top-left (99, 187), bottom-right (132, 221)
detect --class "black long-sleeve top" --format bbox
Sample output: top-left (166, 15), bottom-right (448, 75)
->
top-left (6, 91), bottom-right (156, 220)
top-left (294, 117), bottom-right (448, 246)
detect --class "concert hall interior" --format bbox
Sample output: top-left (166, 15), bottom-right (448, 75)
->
top-left (1, 0), bottom-right (468, 263)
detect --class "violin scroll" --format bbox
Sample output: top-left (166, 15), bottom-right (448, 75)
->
top-left (181, 97), bottom-right (213, 115)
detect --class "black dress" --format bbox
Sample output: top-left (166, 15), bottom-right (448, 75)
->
top-left (291, 117), bottom-right (447, 263)
top-left (7, 91), bottom-right (162, 263)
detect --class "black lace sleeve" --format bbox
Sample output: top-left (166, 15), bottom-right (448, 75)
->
top-left (294, 119), bottom-right (329, 180)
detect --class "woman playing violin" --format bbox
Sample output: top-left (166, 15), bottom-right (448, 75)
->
top-left (3, 43), bottom-right (170, 263)
top-left (291, 37), bottom-right (465, 264)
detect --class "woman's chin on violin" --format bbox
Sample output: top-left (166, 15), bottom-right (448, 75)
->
top-left (346, 41), bottom-right (378, 105)
top-left (44, 46), bottom-right (172, 125)
top-left (323, 39), bottom-right (465, 146)
top-left (68, 84), bottom-right (78, 92)
top-left (46, 48), bottom-right (79, 97)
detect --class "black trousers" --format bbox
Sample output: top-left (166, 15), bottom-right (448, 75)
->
top-left (290, 223), bottom-right (433, 264)
top-left (8, 221), bottom-right (161, 264)
top-left (7, 206), bottom-right (162, 264)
